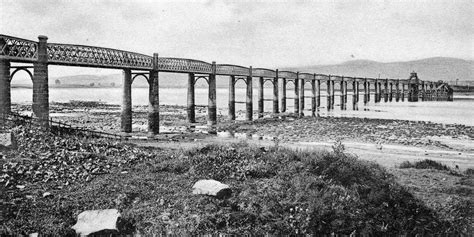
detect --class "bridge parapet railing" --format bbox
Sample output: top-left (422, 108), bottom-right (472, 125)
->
top-left (252, 68), bottom-right (276, 78)
top-left (159, 57), bottom-right (212, 74)
top-left (0, 34), bottom-right (38, 63)
top-left (47, 43), bottom-right (153, 70)
top-left (216, 64), bottom-right (249, 76)
top-left (279, 71), bottom-right (297, 79)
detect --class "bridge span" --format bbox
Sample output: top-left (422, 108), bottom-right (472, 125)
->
top-left (0, 34), bottom-right (453, 134)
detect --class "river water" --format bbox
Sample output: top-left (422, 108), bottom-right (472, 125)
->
top-left (10, 87), bottom-right (474, 126)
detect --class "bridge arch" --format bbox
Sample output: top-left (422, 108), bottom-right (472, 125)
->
top-left (10, 67), bottom-right (33, 82)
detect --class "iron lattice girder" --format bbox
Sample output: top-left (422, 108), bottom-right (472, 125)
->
top-left (0, 34), bottom-right (427, 85)
top-left (0, 34), bottom-right (38, 63)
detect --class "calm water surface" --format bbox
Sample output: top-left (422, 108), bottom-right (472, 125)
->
top-left (11, 87), bottom-right (474, 126)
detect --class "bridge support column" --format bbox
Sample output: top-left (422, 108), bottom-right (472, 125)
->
top-left (228, 76), bottom-right (235, 120)
top-left (374, 80), bottom-right (378, 103)
top-left (352, 80), bottom-right (358, 110)
top-left (281, 78), bottom-right (286, 113)
top-left (258, 76), bottom-right (264, 118)
top-left (121, 69), bottom-right (132, 133)
top-left (331, 80), bottom-right (335, 110)
top-left (246, 67), bottom-right (253, 121)
top-left (33, 35), bottom-right (49, 128)
top-left (299, 77), bottom-right (304, 117)
top-left (187, 73), bottom-right (195, 123)
top-left (340, 80), bottom-right (346, 110)
top-left (395, 82), bottom-right (400, 102)
top-left (367, 82), bottom-right (371, 102)
top-left (273, 73), bottom-right (279, 114)
top-left (389, 83), bottom-right (393, 102)
top-left (384, 80), bottom-right (388, 102)
top-left (326, 78), bottom-right (331, 111)
top-left (294, 78), bottom-right (299, 114)
top-left (0, 60), bottom-right (11, 116)
top-left (363, 80), bottom-right (368, 105)
top-left (401, 84), bottom-right (405, 101)
top-left (148, 53), bottom-right (160, 135)
top-left (208, 62), bottom-right (217, 132)
top-left (316, 80), bottom-right (321, 109)
top-left (311, 79), bottom-right (316, 116)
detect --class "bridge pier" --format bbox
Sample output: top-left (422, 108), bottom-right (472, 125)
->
top-left (367, 81), bottom-right (371, 102)
top-left (352, 80), bottom-right (357, 110)
top-left (384, 80), bottom-right (389, 102)
top-left (33, 35), bottom-right (49, 128)
top-left (148, 53), bottom-right (160, 135)
top-left (208, 62), bottom-right (217, 132)
top-left (187, 73), bottom-right (195, 123)
top-left (0, 59), bottom-right (11, 116)
top-left (311, 79), bottom-right (316, 116)
top-left (294, 77), bottom-right (300, 114)
top-left (273, 72), bottom-right (279, 114)
top-left (316, 79), bottom-right (321, 109)
top-left (299, 76), bottom-right (304, 117)
top-left (326, 78), bottom-right (331, 111)
top-left (228, 75), bottom-right (235, 120)
top-left (281, 78), bottom-right (286, 113)
top-left (340, 79), bottom-right (345, 110)
top-left (258, 76), bottom-right (264, 118)
top-left (363, 80), bottom-right (368, 105)
top-left (246, 67), bottom-right (253, 121)
top-left (374, 80), bottom-right (378, 103)
top-left (401, 83), bottom-right (405, 101)
top-left (331, 80), bottom-right (335, 110)
top-left (389, 83), bottom-right (393, 102)
top-left (121, 69), bottom-right (132, 133)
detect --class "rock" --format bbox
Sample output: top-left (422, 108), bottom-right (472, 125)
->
top-left (192, 179), bottom-right (231, 199)
top-left (0, 132), bottom-right (16, 150)
top-left (71, 209), bottom-right (121, 236)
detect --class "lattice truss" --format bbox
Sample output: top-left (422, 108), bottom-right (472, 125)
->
top-left (252, 68), bottom-right (276, 78)
top-left (279, 71), bottom-right (297, 79)
top-left (216, 64), bottom-right (249, 76)
top-left (0, 35), bottom-right (38, 61)
top-left (47, 43), bottom-right (153, 69)
top-left (159, 58), bottom-right (212, 73)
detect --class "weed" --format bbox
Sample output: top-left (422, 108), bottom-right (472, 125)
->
top-left (399, 159), bottom-right (451, 171)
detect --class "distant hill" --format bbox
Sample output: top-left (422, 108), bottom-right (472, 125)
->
top-left (46, 57), bottom-right (472, 88)
top-left (284, 57), bottom-right (473, 83)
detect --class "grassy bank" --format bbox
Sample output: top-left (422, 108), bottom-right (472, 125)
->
top-left (1, 121), bottom-right (472, 235)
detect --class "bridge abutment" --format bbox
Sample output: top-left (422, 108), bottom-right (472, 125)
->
top-left (0, 59), bottom-right (11, 116)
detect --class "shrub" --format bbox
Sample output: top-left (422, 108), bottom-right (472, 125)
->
top-left (399, 159), bottom-right (451, 171)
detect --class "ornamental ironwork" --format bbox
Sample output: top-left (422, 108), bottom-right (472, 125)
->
top-left (216, 64), bottom-right (249, 76)
top-left (0, 35), bottom-right (38, 62)
top-left (252, 68), bottom-right (276, 78)
top-left (47, 43), bottom-right (152, 70)
top-left (159, 57), bottom-right (212, 74)
top-left (279, 71), bottom-right (297, 79)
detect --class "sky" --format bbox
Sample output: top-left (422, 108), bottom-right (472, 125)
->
top-left (1, 0), bottom-right (473, 78)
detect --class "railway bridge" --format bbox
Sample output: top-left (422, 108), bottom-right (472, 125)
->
top-left (0, 34), bottom-right (454, 134)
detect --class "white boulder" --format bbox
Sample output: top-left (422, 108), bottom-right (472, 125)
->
top-left (71, 209), bottom-right (121, 236)
top-left (192, 179), bottom-right (231, 199)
